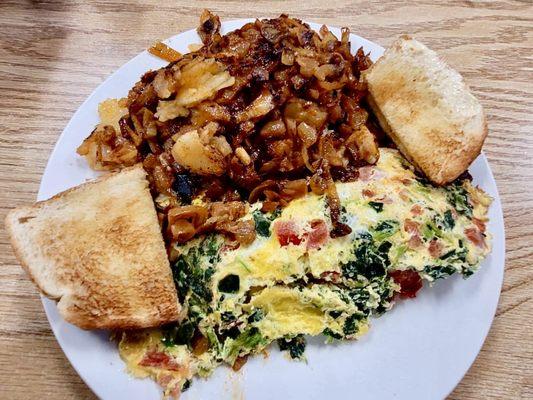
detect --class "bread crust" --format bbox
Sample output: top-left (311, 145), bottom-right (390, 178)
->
top-left (5, 165), bottom-right (180, 330)
top-left (363, 36), bottom-right (487, 185)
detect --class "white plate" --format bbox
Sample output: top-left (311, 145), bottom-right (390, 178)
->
top-left (37, 19), bottom-right (505, 400)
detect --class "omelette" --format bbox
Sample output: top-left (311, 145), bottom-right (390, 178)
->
top-left (118, 148), bottom-right (491, 397)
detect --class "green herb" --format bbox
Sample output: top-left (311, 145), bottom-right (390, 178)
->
top-left (329, 310), bottom-right (342, 319)
top-left (205, 327), bottom-right (221, 353)
top-left (368, 201), bottom-right (384, 213)
top-left (392, 244), bottom-right (408, 263)
top-left (236, 258), bottom-right (251, 272)
top-left (278, 335), bottom-right (306, 359)
top-left (372, 220), bottom-right (399, 241)
top-left (223, 328), bottom-right (265, 364)
top-left (422, 220), bottom-right (443, 240)
top-left (218, 274), bottom-right (240, 293)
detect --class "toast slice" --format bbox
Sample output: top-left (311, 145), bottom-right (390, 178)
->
top-left (5, 165), bottom-right (180, 330)
top-left (363, 36), bottom-right (487, 185)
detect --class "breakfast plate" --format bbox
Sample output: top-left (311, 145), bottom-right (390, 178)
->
top-left (36, 19), bottom-right (504, 400)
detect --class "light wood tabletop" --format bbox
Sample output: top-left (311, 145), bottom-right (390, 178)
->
top-left (1, 1), bottom-right (531, 399)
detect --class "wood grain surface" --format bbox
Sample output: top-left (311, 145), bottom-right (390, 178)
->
top-left (1, 1), bottom-right (532, 399)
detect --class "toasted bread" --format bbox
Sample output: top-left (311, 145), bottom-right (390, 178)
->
top-left (363, 36), bottom-right (487, 185)
top-left (5, 165), bottom-right (180, 330)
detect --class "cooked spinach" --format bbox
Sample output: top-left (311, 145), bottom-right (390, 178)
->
top-left (161, 321), bottom-right (195, 347)
top-left (347, 277), bottom-right (395, 315)
top-left (433, 210), bottom-right (455, 232)
top-left (323, 327), bottom-right (343, 340)
top-left (368, 201), bottom-right (384, 213)
top-left (443, 210), bottom-right (455, 229)
top-left (166, 236), bottom-right (222, 348)
top-left (446, 183), bottom-right (473, 217)
top-left (247, 309), bottom-right (264, 323)
top-left (171, 235), bottom-right (221, 304)
top-left (218, 274), bottom-right (240, 293)
top-left (221, 311), bottom-right (236, 323)
top-left (347, 285), bottom-right (372, 313)
top-left (439, 248), bottom-right (467, 263)
top-left (278, 335), bottom-right (306, 359)
top-left (181, 380), bottom-right (192, 392)
top-left (253, 208), bottom-right (281, 237)
top-left (423, 265), bottom-right (457, 280)
top-left (342, 315), bottom-right (360, 336)
top-left (342, 233), bottom-right (390, 280)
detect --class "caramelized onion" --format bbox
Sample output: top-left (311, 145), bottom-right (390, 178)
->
top-left (280, 179), bottom-right (308, 200)
top-left (168, 219), bottom-right (196, 243)
top-left (168, 205), bottom-right (208, 227)
top-left (248, 180), bottom-right (278, 203)
top-left (148, 42), bottom-right (182, 62)
top-left (78, 11), bottom-right (377, 246)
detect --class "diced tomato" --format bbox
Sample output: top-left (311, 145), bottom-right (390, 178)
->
top-left (465, 227), bottom-right (485, 248)
top-left (428, 239), bottom-right (443, 258)
top-left (139, 351), bottom-right (170, 367)
top-left (389, 270), bottom-right (423, 299)
top-left (274, 220), bottom-right (302, 246)
top-left (139, 351), bottom-right (182, 371)
top-left (408, 235), bottom-right (423, 249)
top-left (410, 204), bottom-right (423, 216)
top-left (362, 189), bottom-right (375, 198)
top-left (307, 219), bottom-right (329, 249)
top-left (403, 219), bottom-right (419, 234)
top-left (404, 219), bottom-right (422, 249)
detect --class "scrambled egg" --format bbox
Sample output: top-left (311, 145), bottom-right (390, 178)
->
top-left (118, 148), bottom-right (492, 396)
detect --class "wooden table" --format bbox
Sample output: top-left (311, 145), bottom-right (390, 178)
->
top-left (1, 1), bottom-right (531, 398)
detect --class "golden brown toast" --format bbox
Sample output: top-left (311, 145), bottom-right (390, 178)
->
top-left (5, 165), bottom-right (180, 330)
